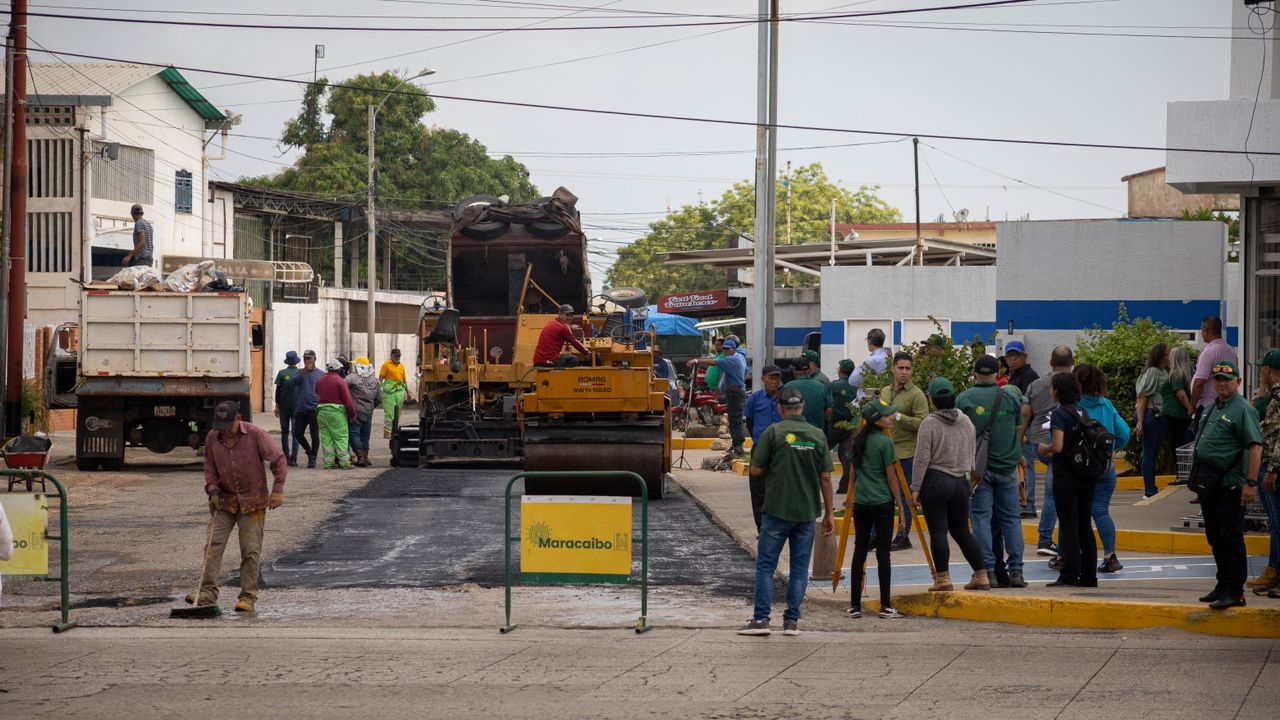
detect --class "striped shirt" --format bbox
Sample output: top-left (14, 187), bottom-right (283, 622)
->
top-left (133, 218), bottom-right (154, 259)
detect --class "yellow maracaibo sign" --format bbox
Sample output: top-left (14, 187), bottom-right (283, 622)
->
top-left (520, 496), bottom-right (632, 583)
top-left (0, 494), bottom-right (49, 576)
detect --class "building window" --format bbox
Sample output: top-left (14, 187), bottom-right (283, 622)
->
top-left (26, 211), bottom-right (73, 273)
top-left (28, 138), bottom-right (74, 198)
top-left (91, 142), bottom-right (154, 204)
top-left (175, 169), bottom-right (192, 214)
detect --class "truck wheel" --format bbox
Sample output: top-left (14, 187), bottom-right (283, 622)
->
top-left (100, 456), bottom-right (124, 472)
top-left (75, 456), bottom-right (99, 472)
top-left (527, 220), bottom-right (569, 238)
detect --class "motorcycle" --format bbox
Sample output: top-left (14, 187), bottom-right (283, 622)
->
top-left (678, 366), bottom-right (726, 428)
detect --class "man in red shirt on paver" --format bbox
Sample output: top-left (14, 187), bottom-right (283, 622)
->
top-left (533, 304), bottom-right (589, 367)
top-left (188, 400), bottom-right (287, 613)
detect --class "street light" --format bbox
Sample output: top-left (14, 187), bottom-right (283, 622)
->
top-left (367, 67), bottom-right (435, 360)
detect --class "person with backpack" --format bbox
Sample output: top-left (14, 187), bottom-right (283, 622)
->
top-left (1038, 372), bottom-right (1101, 588)
top-left (1075, 364), bottom-right (1131, 574)
top-left (957, 355), bottom-right (1028, 588)
top-left (1192, 361), bottom-right (1262, 610)
top-left (845, 399), bottom-right (905, 619)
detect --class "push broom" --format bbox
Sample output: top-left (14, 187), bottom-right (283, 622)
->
top-left (171, 511), bottom-right (223, 619)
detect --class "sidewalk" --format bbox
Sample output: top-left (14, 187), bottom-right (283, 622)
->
top-left (672, 450), bottom-right (1280, 639)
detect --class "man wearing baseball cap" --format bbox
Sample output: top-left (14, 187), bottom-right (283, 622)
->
top-left (784, 357), bottom-right (831, 434)
top-left (738, 386), bottom-right (835, 636)
top-left (123, 203), bottom-right (153, 267)
top-left (273, 351), bottom-right (302, 466)
top-left (288, 350), bottom-right (326, 468)
top-left (689, 337), bottom-right (749, 456)
top-left (190, 400), bottom-right (287, 613)
top-left (802, 349), bottom-right (830, 391)
top-left (533, 305), bottom-right (590, 368)
top-left (744, 365), bottom-right (785, 529)
top-left (1193, 360), bottom-right (1262, 609)
top-left (957, 354), bottom-right (1028, 589)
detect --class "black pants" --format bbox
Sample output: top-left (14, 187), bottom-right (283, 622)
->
top-left (830, 427), bottom-right (852, 495)
top-left (919, 470), bottom-right (984, 576)
top-left (292, 409), bottom-right (321, 458)
top-left (725, 385), bottom-right (747, 449)
top-left (1202, 485), bottom-right (1247, 597)
top-left (749, 472), bottom-right (765, 531)
top-left (850, 501), bottom-right (894, 609)
top-left (1053, 465), bottom-right (1097, 584)
top-left (1166, 416), bottom-right (1191, 450)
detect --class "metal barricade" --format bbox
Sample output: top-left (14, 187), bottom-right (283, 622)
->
top-left (1, 469), bottom-right (75, 633)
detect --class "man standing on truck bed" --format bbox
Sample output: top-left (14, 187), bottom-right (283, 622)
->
top-left (533, 304), bottom-right (590, 368)
top-left (317, 360), bottom-right (357, 469)
top-left (379, 348), bottom-right (409, 439)
top-left (191, 400), bottom-right (287, 614)
top-left (122, 204), bottom-right (153, 267)
top-left (290, 350), bottom-right (325, 468)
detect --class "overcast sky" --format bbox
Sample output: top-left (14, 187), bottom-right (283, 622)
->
top-left (26, 0), bottom-right (1239, 277)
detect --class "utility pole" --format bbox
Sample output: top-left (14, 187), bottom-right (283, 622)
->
top-left (913, 137), bottom-right (922, 266)
top-left (829, 197), bottom-right (836, 267)
top-left (749, 0), bottom-right (778, 388)
top-left (784, 160), bottom-right (792, 245)
top-left (4, 0), bottom-right (26, 435)
top-left (313, 44), bottom-right (324, 84)
top-left (0, 26), bottom-right (13, 441)
top-left (366, 103), bottom-right (377, 359)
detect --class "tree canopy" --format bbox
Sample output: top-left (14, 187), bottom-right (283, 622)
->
top-left (241, 72), bottom-right (539, 290)
top-left (606, 163), bottom-right (900, 296)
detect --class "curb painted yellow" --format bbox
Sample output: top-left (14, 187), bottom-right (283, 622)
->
top-left (857, 591), bottom-right (1280, 639)
top-left (1115, 474), bottom-right (1177, 492)
top-left (1021, 523), bottom-right (1270, 555)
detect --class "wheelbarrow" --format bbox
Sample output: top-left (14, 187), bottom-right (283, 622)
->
top-left (4, 434), bottom-right (53, 491)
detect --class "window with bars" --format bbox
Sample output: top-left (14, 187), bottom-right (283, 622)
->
top-left (28, 138), bottom-right (75, 198)
top-left (90, 142), bottom-right (154, 204)
top-left (26, 211), bottom-right (73, 273)
top-left (175, 169), bottom-right (193, 214)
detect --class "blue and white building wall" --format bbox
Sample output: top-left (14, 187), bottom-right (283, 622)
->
top-left (995, 219), bottom-right (1236, 377)
top-left (817, 266), bottom-right (997, 373)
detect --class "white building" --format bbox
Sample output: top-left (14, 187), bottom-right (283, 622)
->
top-left (1, 63), bottom-right (233, 328)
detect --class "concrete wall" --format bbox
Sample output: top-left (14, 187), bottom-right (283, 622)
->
top-left (995, 219), bottom-right (1234, 376)
top-left (817, 265), bottom-right (996, 371)
top-left (1126, 168), bottom-right (1238, 218)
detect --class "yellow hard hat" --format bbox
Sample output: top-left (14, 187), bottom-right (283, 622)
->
top-left (355, 356), bottom-right (371, 365)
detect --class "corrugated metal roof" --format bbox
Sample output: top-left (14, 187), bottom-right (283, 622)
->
top-left (1, 63), bottom-right (225, 122)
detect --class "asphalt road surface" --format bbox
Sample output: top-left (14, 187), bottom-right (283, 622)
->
top-left (263, 467), bottom-right (757, 596)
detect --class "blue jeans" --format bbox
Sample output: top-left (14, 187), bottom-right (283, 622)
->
top-left (279, 410), bottom-right (299, 460)
top-left (1036, 451), bottom-right (1058, 546)
top-left (1140, 409), bottom-right (1168, 497)
top-left (349, 413), bottom-right (373, 451)
top-left (1092, 464), bottom-right (1117, 555)
top-left (1021, 442), bottom-right (1038, 513)
top-left (971, 469), bottom-right (1024, 573)
top-left (1258, 469), bottom-right (1279, 570)
top-left (753, 513), bottom-right (816, 623)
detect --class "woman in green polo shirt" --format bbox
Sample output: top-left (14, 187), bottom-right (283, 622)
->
top-left (845, 399), bottom-right (905, 620)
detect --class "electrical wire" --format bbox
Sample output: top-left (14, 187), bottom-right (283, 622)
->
top-left (1243, 2), bottom-right (1275, 187)
top-left (29, 45), bottom-right (1280, 159)
top-left (921, 141), bottom-right (1124, 214)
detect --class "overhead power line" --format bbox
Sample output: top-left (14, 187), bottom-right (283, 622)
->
top-left (31, 45), bottom-right (1280, 159)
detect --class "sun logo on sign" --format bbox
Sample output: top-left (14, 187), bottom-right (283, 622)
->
top-left (975, 406), bottom-right (987, 416)
top-left (528, 521), bottom-right (552, 546)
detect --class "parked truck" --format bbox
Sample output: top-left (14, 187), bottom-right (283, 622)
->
top-left (73, 289), bottom-right (264, 471)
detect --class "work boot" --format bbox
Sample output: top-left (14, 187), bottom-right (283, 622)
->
top-left (889, 535), bottom-right (912, 551)
top-left (1247, 566), bottom-right (1277, 589)
top-left (185, 592), bottom-right (215, 606)
top-left (307, 455), bottom-right (317, 469)
top-left (234, 597), bottom-right (255, 613)
top-left (929, 572), bottom-right (953, 592)
top-left (287, 456), bottom-right (297, 467)
top-left (1009, 570), bottom-right (1027, 588)
top-left (964, 570), bottom-right (991, 591)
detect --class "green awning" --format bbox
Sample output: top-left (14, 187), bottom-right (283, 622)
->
top-left (158, 66), bottom-right (225, 124)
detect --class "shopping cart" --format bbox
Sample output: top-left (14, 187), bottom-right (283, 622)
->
top-left (1175, 441), bottom-right (1269, 533)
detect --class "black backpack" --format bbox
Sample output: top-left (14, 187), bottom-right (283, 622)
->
top-left (1063, 407), bottom-right (1114, 481)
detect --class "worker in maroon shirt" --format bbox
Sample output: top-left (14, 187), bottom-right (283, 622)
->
top-left (316, 359), bottom-right (357, 469)
top-left (533, 304), bottom-right (590, 367)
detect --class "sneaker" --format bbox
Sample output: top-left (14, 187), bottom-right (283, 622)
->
top-left (287, 456), bottom-right (298, 467)
top-left (1048, 556), bottom-right (1063, 572)
top-left (878, 607), bottom-right (903, 619)
top-left (1098, 554), bottom-right (1123, 573)
top-left (306, 456), bottom-right (317, 469)
top-left (1036, 542), bottom-right (1058, 557)
top-left (889, 535), bottom-right (912, 551)
top-left (730, 445), bottom-right (746, 458)
top-left (736, 618), bottom-right (771, 636)
top-left (845, 606), bottom-right (862, 619)
top-left (1019, 509), bottom-right (1038, 519)
top-left (782, 619), bottom-right (800, 636)
top-left (1169, 478), bottom-right (1187, 486)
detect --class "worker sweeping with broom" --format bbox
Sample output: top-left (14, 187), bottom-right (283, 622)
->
top-left (845, 399), bottom-right (905, 619)
top-left (178, 401), bottom-right (287, 616)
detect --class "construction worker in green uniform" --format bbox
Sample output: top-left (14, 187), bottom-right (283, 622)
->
top-left (830, 359), bottom-right (858, 494)
top-left (784, 357), bottom-right (831, 432)
top-left (803, 349), bottom-right (831, 391)
top-left (379, 348), bottom-right (408, 438)
top-left (315, 359), bottom-right (357, 469)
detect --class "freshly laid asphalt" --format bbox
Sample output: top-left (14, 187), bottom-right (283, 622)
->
top-left (263, 467), bottom-right (757, 597)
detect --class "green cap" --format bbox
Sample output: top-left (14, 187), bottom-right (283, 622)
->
top-left (1259, 349), bottom-right (1280, 370)
top-left (838, 359), bottom-right (856, 374)
top-left (802, 349), bottom-right (820, 365)
top-left (925, 333), bottom-right (947, 348)
top-left (861, 398), bottom-right (896, 422)
top-left (1211, 359), bottom-right (1240, 379)
top-left (927, 377), bottom-right (955, 398)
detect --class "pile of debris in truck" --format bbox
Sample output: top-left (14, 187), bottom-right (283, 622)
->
top-left (103, 259), bottom-right (245, 294)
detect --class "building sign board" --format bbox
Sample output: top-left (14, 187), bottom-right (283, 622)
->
top-left (521, 496), bottom-right (632, 583)
top-left (657, 289), bottom-right (730, 314)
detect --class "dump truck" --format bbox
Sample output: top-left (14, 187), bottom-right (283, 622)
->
top-left (74, 289), bottom-right (264, 471)
top-left (391, 191), bottom-right (671, 498)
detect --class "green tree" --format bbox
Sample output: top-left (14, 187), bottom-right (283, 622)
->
top-left (606, 162), bottom-right (900, 295)
top-left (1074, 305), bottom-right (1192, 460)
top-left (243, 72), bottom-right (539, 289)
